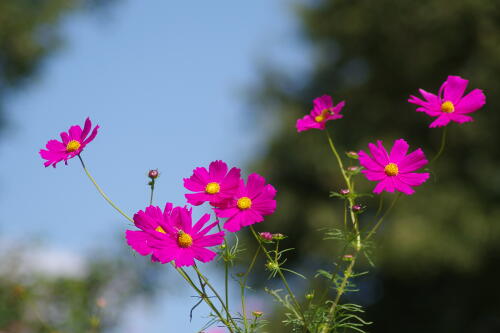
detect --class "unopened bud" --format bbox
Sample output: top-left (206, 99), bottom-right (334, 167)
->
top-left (252, 311), bottom-right (263, 317)
top-left (259, 232), bottom-right (273, 241)
top-left (148, 169), bottom-right (159, 179)
top-left (351, 204), bottom-right (362, 212)
top-left (305, 292), bottom-right (314, 300)
top-left (96, 297), bottom-right (107, 308)
top-left (347, 166), bottom-right (359, 172)
top-left (342, 254), bottom-right (354, 261)
top-left (272, 233), bottom-right (286, 240)
top-left (339, 189), bottom-right (350, 195)
top-left (346, 151), bottom-right (359, 159)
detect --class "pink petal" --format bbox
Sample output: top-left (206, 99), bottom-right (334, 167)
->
top-left (174, 249), bottom-right (196, 267)
top-left (251, 199), bottom-right (276, 215)
top-left (68, 125), bottom-right (82, 140)
top-left (361, 170), bottom-right (386, 181)
top-left (126, 230), bottom-right (153, 256)
top-left (358, 150), bottom-right (384, 171)
top-left (313, 95), bottom-right (333, 112)
top-left (429, 115), bottom-right (451, 128)
top-left (81, 117), bottom-right (92, 140)
top-left (392, 177), bottom-right (415, 195)
top-left (296, 115), bottom-right (323, 132)
top-left (455, 89), bottom-right (485, 114)
top-left (368, 141), bottom-right (389, 165)
top-left (195, 231), bottom-right (225, 247)
top-left (83, 125), bottom-right (99, 145)
top-left (209, 160), bottom-right (228, 181)
top-left (60, 132), bottom-right (70, 144)
top-left (398, 172), bottom-right (430, 186)
top-left (195, 220), bottom-right (219, 238)
top-left (214, 205), bottom-right (239, 219)
top-left (443, 76), bottom-right (468, 104)
top-left (246, 173), bottom-right (266, 198)
top-left (373, 177), bottom-right (395, 194)
top-left (389, 139), bottom-right (409, 163)
top-left (398, 148), bottom-right (428, 173)
top-left (191, 213), bottom-right (211, 234)
top-left (223, 213), bottom-right (245, 232)
top-left (192, 247), bottom-right (218, 263)
top-left (185, 192), bottom-right (211, 206)
top-left (449, 114), bottom-right (474, 124)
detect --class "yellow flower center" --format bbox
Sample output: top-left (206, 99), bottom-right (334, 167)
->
top-left (314, 109), bottom-right (332, 123)
top-left (66, 140), bottom-right (81, 152)
top-left (441, 101), bottom-right (455, 113)
top-left (177, 231), bottom-right (193, 248)
top-left (205, 182), bottom-right (221, 194)
top-left (384, 163), bottom-right (399, 177)
top-left (155, 226), bottom-right (166, 234)
top-left (237, 196), bottom-right (252, 210)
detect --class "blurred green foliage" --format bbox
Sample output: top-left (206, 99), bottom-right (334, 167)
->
top-left (250, 0), bottom-right (500, 331)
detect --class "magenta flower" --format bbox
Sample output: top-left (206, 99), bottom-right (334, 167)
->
top-left (126, 203), bottom-right (224, 267)
top-left (215, 173), bottom-right (277, 232)
top-left (39, 117), bottom-right (99, 167)
top-left (408, 75), bottom-right (486, 128)
top-left (184, 160), bottom-right (241, 206)
top-left (296, 95), bottom-right (345, 132)
top-left (358, 139), bottom-right (430, 195)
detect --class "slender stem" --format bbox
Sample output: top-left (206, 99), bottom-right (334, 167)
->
top-left (320, 254), bottom-right (358, 333)
top-left (365, 193), bottom-right (401, 241)
top-left (217, 223), bottom-right (230, 324)
top-left (77, 155), bottom-right (134, 223)
top-left (430, 126), bottom-right (448, 164)
top-left (241, 247), bottom-right (261, 332)
top-left (249, 226), bottom-right (306, 327)
top-left (175, 266), bottom-right (234, 332)
top-left (193, 265), bottom-right (239, 330)
top-left (149, 178), bottom-right (155, 205)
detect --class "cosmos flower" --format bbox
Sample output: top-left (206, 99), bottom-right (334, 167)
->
top-left (126, 203), bottom-right (224, 267)
top-left (358, 139), bottom-right (429, 195)
top-left (408, 75), bottom-right (486, 128)
top-left (296, 95), bottom-right (345, 132)
top-left (39, 117), bottom-right (99, 167)
top-left (184, 160), bottom-right (241, 206)
top-left (215, 173), bottom-right (277, 232)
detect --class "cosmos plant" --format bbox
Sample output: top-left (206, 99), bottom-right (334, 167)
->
top-left (40, 75), bottom-right (484, 332)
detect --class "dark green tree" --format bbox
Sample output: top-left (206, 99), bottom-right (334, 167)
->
top-left (251, 0), bottom-right (500, 331)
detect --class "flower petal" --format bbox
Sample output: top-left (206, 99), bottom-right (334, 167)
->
top-left (443, 76), bottom-right (468, 104)
top-left (455, 89), bottom-right (485, 114)
top-left (389, 139), bottom-right (409, 163)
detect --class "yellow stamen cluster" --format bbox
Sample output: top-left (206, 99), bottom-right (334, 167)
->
top-left (384, 163), bottom-right (399, 177)
top-left (314, 108), bottom-right (333, 123)
top-left (177, 231), bottom-right (193, 248)
top-left (441, 101), bottom-right (455, 113)
top-left (237, 196), bottom-right (252, 210)
top-left (205, 182), bottom-right (221, 194)
top-left (155, 226), bottom-right (166, 234)
top-left (66, 140), bottom-right (81, 152)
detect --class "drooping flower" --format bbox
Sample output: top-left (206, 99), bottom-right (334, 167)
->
top-left (126, 203), bottom-right (224, 267)
top-left (39, 117), bottom-right (99, 167)
top-left (408, 75), bottom-right (486, 128)
top-left (358, 139), bottom-right (429, 195)
top-left (215, 173), bottom-right (277, 232)
top-left (184, 160), bottom-right (241, 206)
top-left (296, 95), bottom-right (345, 132)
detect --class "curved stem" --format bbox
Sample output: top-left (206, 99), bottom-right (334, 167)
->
top-left (241, 247), bottom-right (261, 332)
top-left (365, 193), bottom-right (401, 241)
top-left (193, 265), bottom-right (239, 331)
top-left (77, 155), bottom-right (134, 223)
top-left (249, 226), bottom-right (307, 327)
top-left (430, 126), bottom-right (448, 164)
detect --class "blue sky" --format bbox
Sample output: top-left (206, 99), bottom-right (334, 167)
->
top-left (0, 0), bottom-right (310, 331)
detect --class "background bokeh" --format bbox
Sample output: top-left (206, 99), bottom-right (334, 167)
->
top-left (1, 0), bottom-right (500, 332)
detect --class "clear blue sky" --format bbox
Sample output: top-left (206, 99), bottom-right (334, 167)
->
top-left (0, 0), bottom-right (310, 331)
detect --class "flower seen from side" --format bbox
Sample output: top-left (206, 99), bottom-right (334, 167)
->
top-left (39, 117), bottom-right (99, 167)
top-left (184, 160), bottom-right (241, 206)
top-left (215, 173), bottom-right (277, 232)
top-left (408, 75), bottom-right (486, 128)
top-left (296, 95), bottom-right (345, 132)
top-left (126, 203), bottom-right (224, 267)
top-left (358, 139), bottom-right (429, 195)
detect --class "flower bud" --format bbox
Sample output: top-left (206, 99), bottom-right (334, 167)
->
top-left (346, 151), bottom-right (359, 159)
top-left (305, 292), bottom-right (314, 300)
top-left (259, 232), bottom-right (273, 241)
top-left (340, 188), bottom-right (350, 195)
top-left (148, 169), bottom-right (159, 179)
top-left (347, 166), bottom-right (360, 172)
top-left (351, 204), bottom-right (362, 212)
top-left (272, 233), bottom-right (286, 240)
top-left (342, 254), bottom-right (354, 261)
top-left (252, 311), bottom-right (263, 318)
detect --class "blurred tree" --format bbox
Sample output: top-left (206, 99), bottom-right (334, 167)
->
top-left (0, 0), bottom-right (117, 133)
top-left (250, 0), bottom-right (500, 332)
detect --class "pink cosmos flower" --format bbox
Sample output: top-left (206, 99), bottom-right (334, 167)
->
top-left (39, 117), bottom-right (99, 167)
top-left (215, 173), bottom-right (277, 232)
top-left (184, 160), bottom-right (241, 206)
top-left (296, 95), bottom-right (345, 132)
top-left (358, 139), bottom-right (430, 195)
top-left (408, 75), bottom-right (486, 128)
top-left (126, 203), bottom-right (224, 267)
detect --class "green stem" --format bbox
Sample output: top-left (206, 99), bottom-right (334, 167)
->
top-left (241, 247), bottom-right (261, 332)
top-left (175, 266), bottom-right (235, 332)
top-left (365, 193), bottom-right (401, 241)
top-left (193, 265), bottom-right (239, 331)
top-left (430, 126), bottom-right (448, 164)
top-left (149, 178), bottom-right (155, 205)
top-left (77, 155), bottom-right (134, 223)
top-left (249, 226), bottom-right (306, 327)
